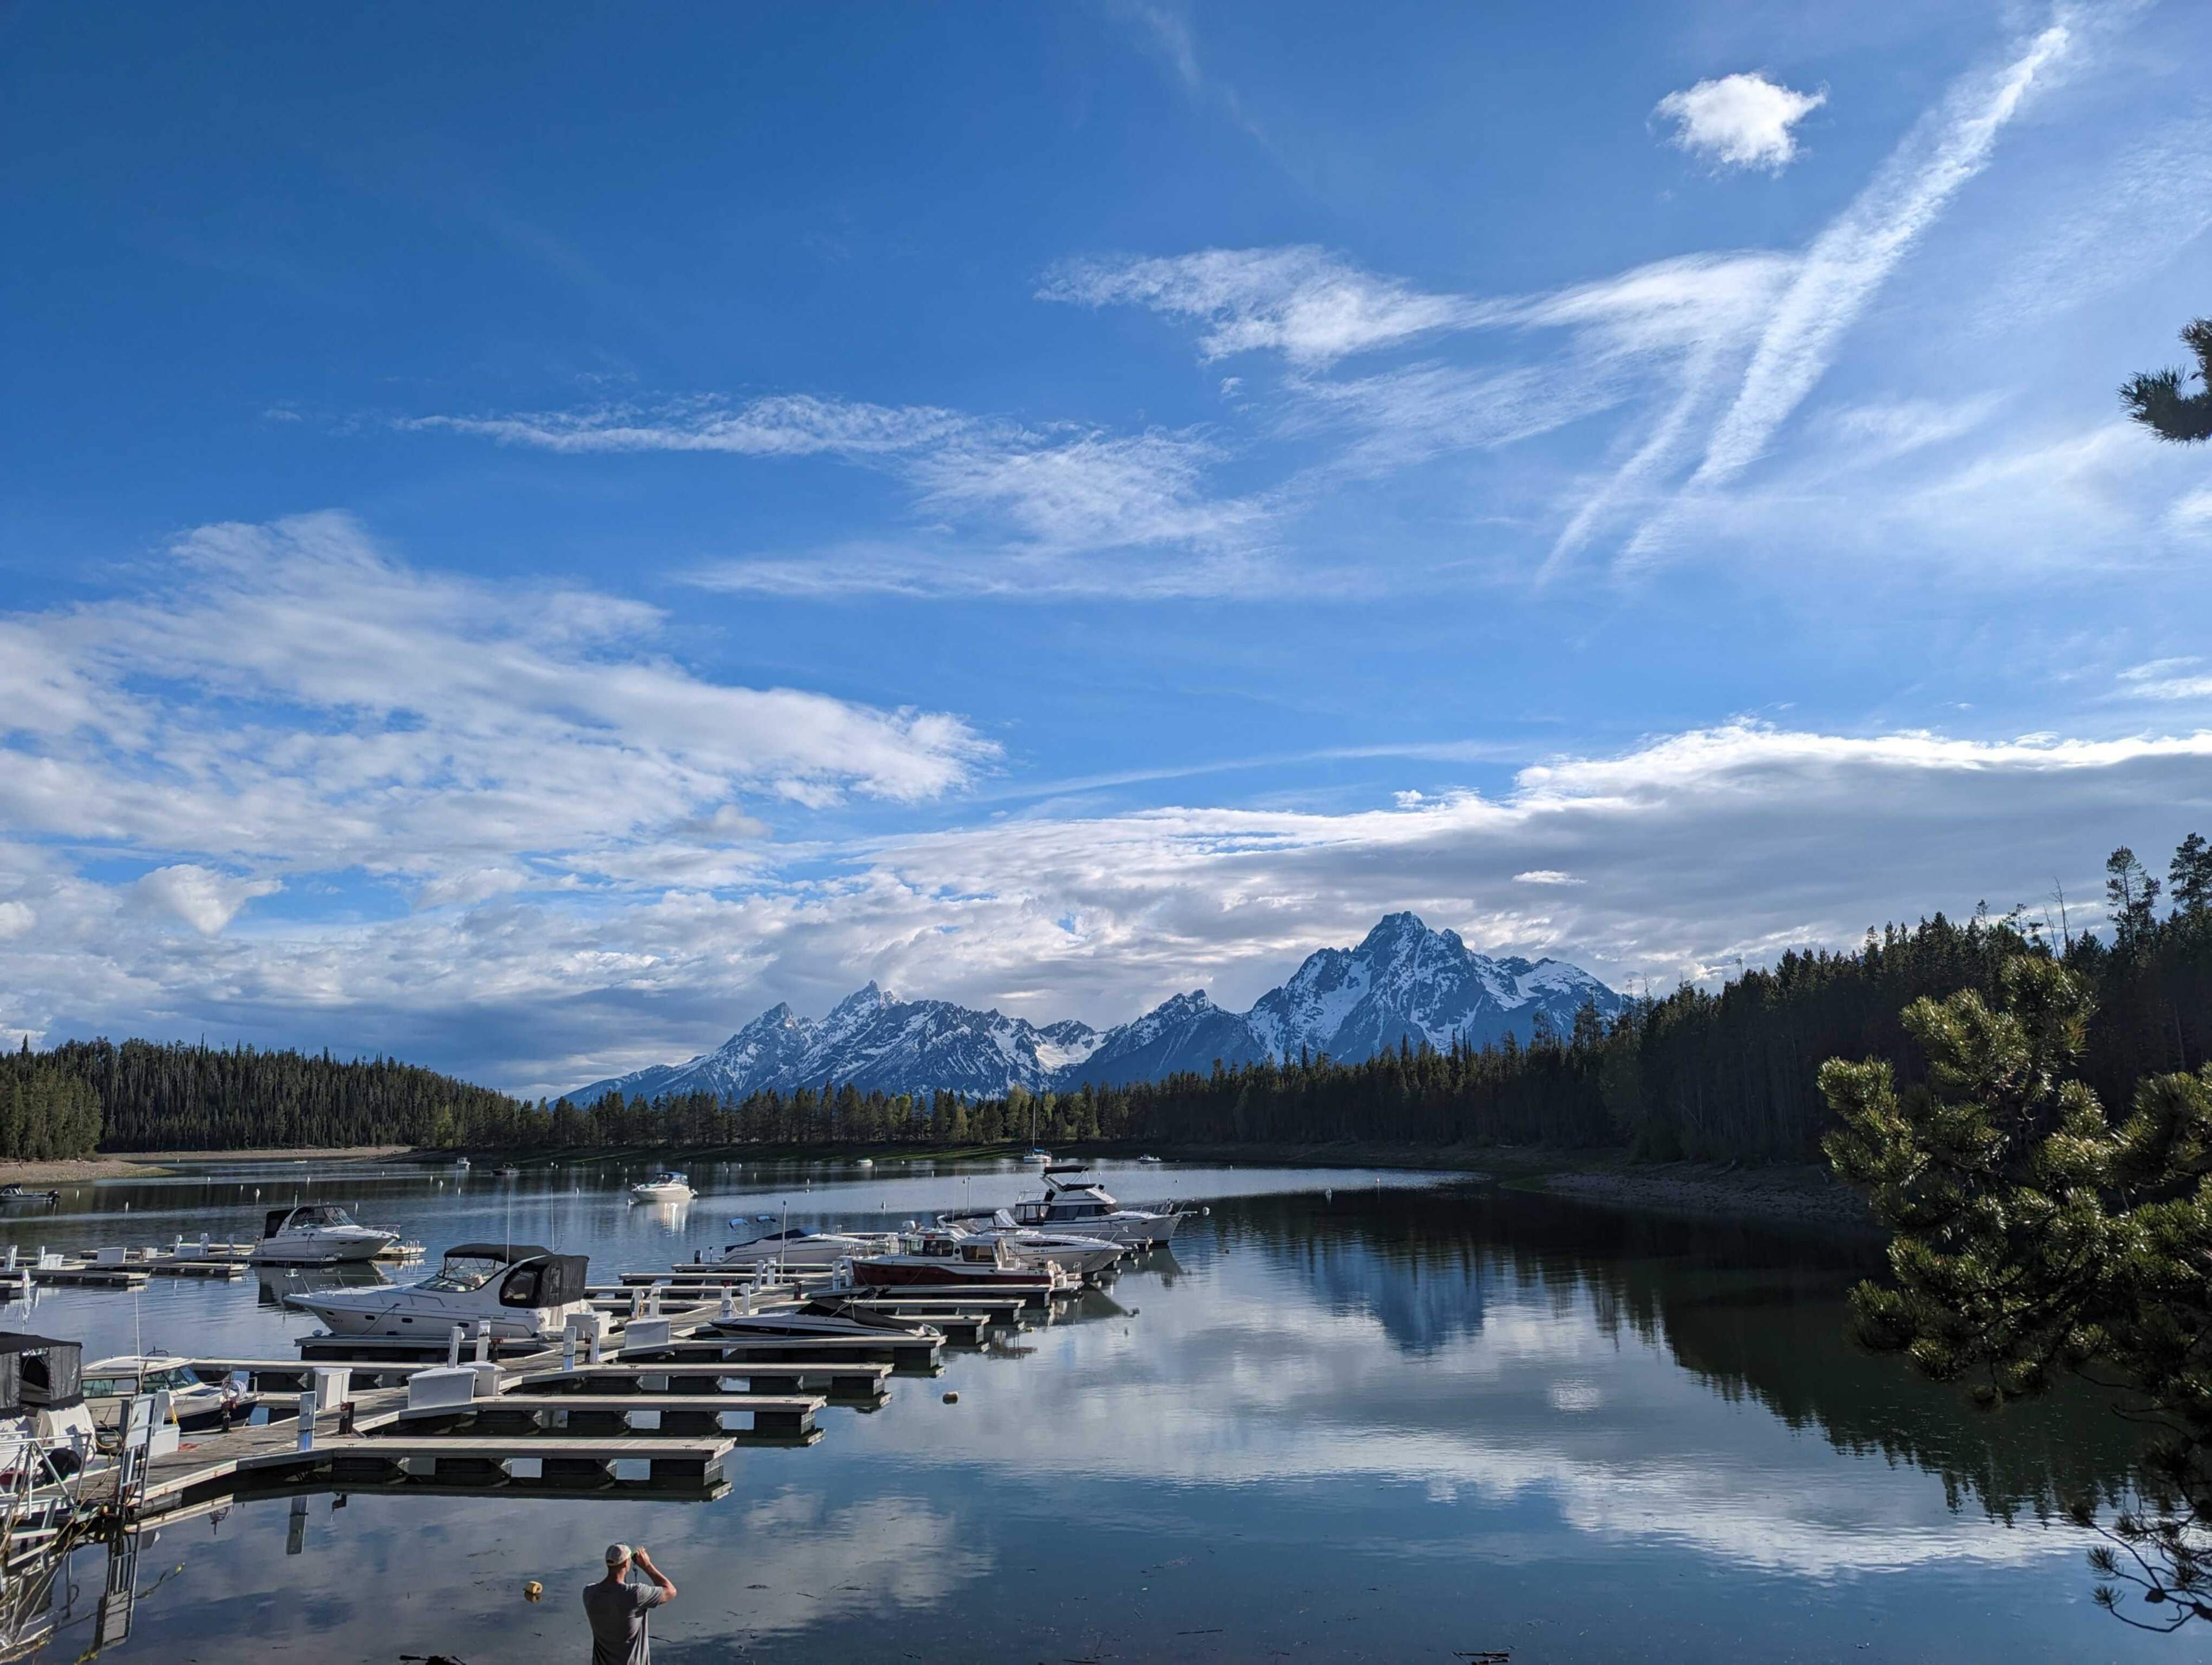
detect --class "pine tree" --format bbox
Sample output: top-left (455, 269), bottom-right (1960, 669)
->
top-left (2121, 319), bottom-right (2212, 443)
top-left (2107, 847), bottom-right (2163, 945)
top-left (2172, 833), bottom-right (2212, 919)
top-left (1823, 958), bottom-right (2212, 1630)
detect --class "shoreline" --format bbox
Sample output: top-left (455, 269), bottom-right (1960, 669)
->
top-left (0, 1144), bottom-right (414, 1185)
top-left (0, 1138), bottom-right (1877, 1229)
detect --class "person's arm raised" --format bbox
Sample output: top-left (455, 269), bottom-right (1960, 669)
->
top-left (634, 1549), bottom-right (677, 1600)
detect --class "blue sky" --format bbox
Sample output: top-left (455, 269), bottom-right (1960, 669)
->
top-left (4, 1), bottom-right (2209, 1094)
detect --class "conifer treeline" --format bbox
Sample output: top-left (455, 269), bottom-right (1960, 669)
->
top-left (21, 1039), bottom-right (529, 1153)
top-left (12, 837), bottom-right (2210, 1162)
top-left (0, 1052), bottom-right (103, 1160)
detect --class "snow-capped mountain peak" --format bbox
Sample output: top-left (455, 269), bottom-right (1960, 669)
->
top-left (562, 913), bottom-right (1624, 1104)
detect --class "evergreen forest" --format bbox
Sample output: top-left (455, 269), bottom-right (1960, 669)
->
top-left (8, 836), bottom-right (2208, 1166)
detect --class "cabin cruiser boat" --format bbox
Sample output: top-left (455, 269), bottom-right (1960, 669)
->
top-left (707, 1224), bottom-right (902, 1270)
top-left (1009, 1170), bottom-right (1184, 1247)
top-left (936, 1209), bottom-right (1124, 1278)
top-left (0, 1334), bottom-right (95, 1477)
top-left (0, 1184), bottom-right (60, 1205)
top-left (1137, 1155), bottom-right (1163, 1165)
top-left (83, 1355), bottom-right (248, 1433)
top-left (287, 1242), bottom-right (593, 1342)
top-left (452, 1156), bottom-right (471, 1171)
top-left (849, 1230), bottom-right (1074, 1291)
top-left (248, 1204), bottom-right (400, 1265)
top-left (630, 1171), bottom-right (695, 1203)
top-left (708, 1299), bottom-right (943, 1342)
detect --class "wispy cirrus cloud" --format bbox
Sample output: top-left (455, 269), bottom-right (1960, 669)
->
top-left (407, 395), bottom-right (1266, 579)
top-left (1040, 246), bottom-right (1481, 366)
top-left (1687, 20), bottom-right (2077, 490)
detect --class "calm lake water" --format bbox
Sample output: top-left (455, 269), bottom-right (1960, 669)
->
top-left (0, 1158), bottom-right (2173, 1663)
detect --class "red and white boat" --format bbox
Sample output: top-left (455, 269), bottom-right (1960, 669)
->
top-left (848, 1230), bottom-right (1075, 1292)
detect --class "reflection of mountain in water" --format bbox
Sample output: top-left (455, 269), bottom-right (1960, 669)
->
top-left (1224, 1184), bottom-right (2143, 1523)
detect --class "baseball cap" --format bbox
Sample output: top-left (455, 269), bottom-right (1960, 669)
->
top-left (605, 1543), bottom-right (630, 1565)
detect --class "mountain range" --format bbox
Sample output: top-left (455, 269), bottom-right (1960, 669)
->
top-left (562, 912), bottom-right (1624, 1105)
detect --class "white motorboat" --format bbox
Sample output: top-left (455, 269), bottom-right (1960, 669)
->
top-left (937, 1209), bottom-right (1124, 1278)
top-left (452, 1156), bottom-right (471, 1171)
top-left (1009, 1170), bottom-right (1184, 1247)
top-left (288, 1242), bottom-right (593, 1342)
top-left (248, 1204), bottom-right (400, 1265)
top-left (1021, 1147), bottom-right (1052, 1165)
top-left (1137, 1155), bottom-right (1163, 1165)
top-left (707, 1299), bottom-right (942, 1342)
top-left (849, 1230), bottom-right (1077, 1291)
top-left (82, 1355), bottom-right (249, 1433)
top-left (706, 1225), bottom-right (902, 1270)
top-left (630, 1171), bottom-right (695, 1203)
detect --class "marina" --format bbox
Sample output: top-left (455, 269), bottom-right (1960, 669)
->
top-left (0, 1157), bottom-right (2175, 1663)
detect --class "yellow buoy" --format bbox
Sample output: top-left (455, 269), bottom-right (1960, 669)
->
top-left (522, 1580), bottom-right (543, 1602)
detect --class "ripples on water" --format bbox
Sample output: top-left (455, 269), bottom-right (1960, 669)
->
top-left (0, 1160), bottom-right (2164, 1662)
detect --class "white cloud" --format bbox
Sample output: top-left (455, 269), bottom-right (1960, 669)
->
top-left (410, 395), bottom-right (1263, 578)
top-left (402, 393), bottom-right (965, 458)
top-left (0, 513), bottom-right (990, 895)
top-left (132, 865), bottom-right (283, 936)
top-left (9, 716), bottom-right (2205, 1093)
top-left (1691, 22), bottom-right (2075, 488)
top-left (2118, 658), bottom-right (2212, 702)
top-left (0, 902), bottom-right (32, 941)
top-left (1653, 73), bottom-right (1826, 173)
top-left (1040, 246), bottom-right (1478, 366)
top-left (1514, 870), bottom-right (1581, 886)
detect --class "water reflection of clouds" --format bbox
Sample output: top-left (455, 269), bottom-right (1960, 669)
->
top-left (861, 1239), bottom-right (2076, 1580)
top-left (111, 1486), bottom-right (991, 1653)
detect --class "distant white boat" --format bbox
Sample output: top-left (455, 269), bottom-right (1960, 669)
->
top-left (1021, 1148), bottom-right (1052, 1165)
top-left (630, 1171), bottom-right (695, 1203)
top-left (1137, 1155), bottom-right (1162, 1165)
top-left (451, 1156), bottom-right (471, 1171)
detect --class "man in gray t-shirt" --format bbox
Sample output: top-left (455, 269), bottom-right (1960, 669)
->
top-left (582, 1543), bottom-right (677, 1664)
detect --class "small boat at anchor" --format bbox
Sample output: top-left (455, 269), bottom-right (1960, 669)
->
top-left (630, 1171), bottom-right (695, 1203)
top-left (0, 1185), bottom-right (60, 1206)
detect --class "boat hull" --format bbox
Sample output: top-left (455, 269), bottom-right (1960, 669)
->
top-left (850, 1260), bottom-right (1047, 1288)
top-left (250, 1231), bottom-right (396, 1265)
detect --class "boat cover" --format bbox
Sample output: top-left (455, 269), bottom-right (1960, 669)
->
top-left (0, 1333), bottom-right (83, 1410)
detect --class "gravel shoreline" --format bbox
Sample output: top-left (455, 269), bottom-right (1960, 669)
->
top-left (0, 1145), bottom-right (413, 1184)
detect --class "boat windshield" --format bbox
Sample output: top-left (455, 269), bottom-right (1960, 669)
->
top-left (146, 1365), bottom-right (199, 1393)
top-left (421, 1255), bottom-right (505, 1292)
top-left (283, 1205), bottom-right (360, 1231)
